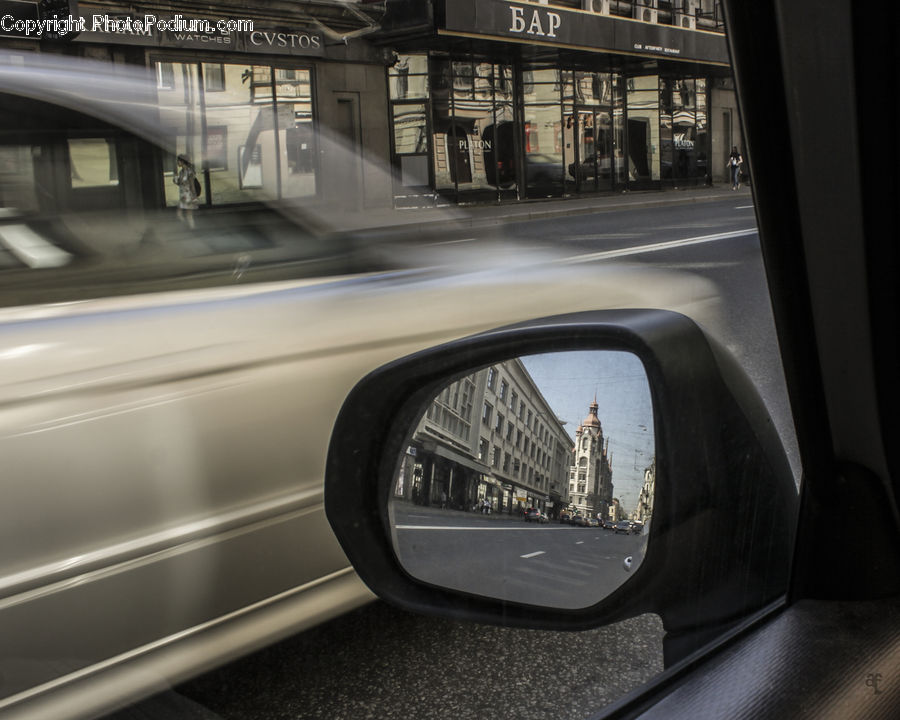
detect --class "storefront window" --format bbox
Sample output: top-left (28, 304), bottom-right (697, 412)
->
top-left (626, 75), bottom-right (660, 183)
top-left (155, 60), bottom-right (316, 207)
top-left (68, 139), bottom-right (118, 188)
top-left (523, 103), bottom-right (564, 198)
top-left (659, 77), bottom-right (675, 180)
top-left (389, 54), bottom-right (429, 100)
top-left (696, 78), bottom-right (709, 179)
top-left (428, 59), bottom-right (518, 201)
top-left (275, 69), bottom-right (316, 199)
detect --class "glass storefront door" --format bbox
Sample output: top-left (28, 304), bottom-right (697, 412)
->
top-left (626, 75), bottom-right (660, 186)
top-left (427, 58), bottom-right (518, 203)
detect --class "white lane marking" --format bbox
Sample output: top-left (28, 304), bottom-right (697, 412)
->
top-left (431, 237), bottom-right (477, 246)
top-left (735, 205), bottom-right (754, 209)
top-left (575, 541), bottom-right (585, 545)
top-left (556, 227), bottom-right (757, 264)
top-left (521, 551), bottom-right (546, 559)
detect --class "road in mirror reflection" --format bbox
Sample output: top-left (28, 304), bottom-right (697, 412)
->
top-left (388, 351), bottom-right (655, 609)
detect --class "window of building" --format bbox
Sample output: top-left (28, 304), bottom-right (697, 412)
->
top-left (156, 62), bottom-right (175, 90)
top-left (506, 423), bottom-right (514, 442)
top-left (487, 367), bottom-right (497, 391)
top-left (495, 413), bottom-right (504, 435)
top-left (492, 446), bottom-right (501, 468)
top-left (479, 438), bottom-right (490, 461)
top-left (68, 139), bottom-right (119, 189)
top-left (510, 391), bottom-right (518, 411)
top-left (503, 452), bottom-right (511, 472)
top-left (482, 401), bottom-right (493, 425)
top-left (499, 380), bottom-right (508, 402)
top-left (527, 409), bottom-right (533, 428)
top-left (203, 64), bottom-right (226, 92)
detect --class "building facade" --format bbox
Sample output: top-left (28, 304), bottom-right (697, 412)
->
top-left (379, 0), bottom-right (743, 205)
top-left (569, 398), bottom-right (614, 517)
top-left (394, 358), bottom-right (573, 516)
top-left (0, 0), bottom-right (394, 215)
top-left (2, 1), bottom-right (743, 214)
top-left (634, 457), bottom-right (655, 523)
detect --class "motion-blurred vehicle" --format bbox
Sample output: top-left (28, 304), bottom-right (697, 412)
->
top-left (614, 520), bottom-right (632, 534)
top-left (0, 51), bottom-right (721, 720)
top-left (558, 511), bottom-right (571, 524)
top-left (523, 508), bottom-right (541, 522)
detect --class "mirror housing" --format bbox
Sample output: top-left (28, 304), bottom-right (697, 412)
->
top-left (325, 310), bottom-right (797, 659)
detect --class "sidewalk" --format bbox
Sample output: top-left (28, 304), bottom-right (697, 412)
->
top-left (328, 184), bottom-right (753, 236)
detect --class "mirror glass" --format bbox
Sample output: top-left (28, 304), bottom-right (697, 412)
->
top-left (388, 351), bottom-right (655, 609)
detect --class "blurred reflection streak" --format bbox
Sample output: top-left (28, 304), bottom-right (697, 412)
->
top-left (0, 225), bottom-right (72, 268)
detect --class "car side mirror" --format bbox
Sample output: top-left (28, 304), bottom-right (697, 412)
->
top-left (325, 310), bottom-right (797, 662)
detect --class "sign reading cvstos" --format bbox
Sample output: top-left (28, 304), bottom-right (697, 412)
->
top-left (443, 0), bottom-right (729, 65)
top-left (69, 6), bottom-right (324, 56)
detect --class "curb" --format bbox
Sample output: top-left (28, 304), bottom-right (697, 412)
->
top-left (348, 187), bottom-right (753, 237)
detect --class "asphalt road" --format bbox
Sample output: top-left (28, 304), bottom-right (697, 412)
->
top-left (393, 504), bottom-right (646, 609)
top-left (109, 193), bottom-right (791, 720)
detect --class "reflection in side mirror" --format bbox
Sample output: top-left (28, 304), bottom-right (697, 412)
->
top-left (388, 351), bottom-right (655, 610)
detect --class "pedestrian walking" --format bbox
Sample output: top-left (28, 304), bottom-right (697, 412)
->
top-left (727, 146), bottom-right (743, 190)
top-left (174, 154), bottom-right (200, 228)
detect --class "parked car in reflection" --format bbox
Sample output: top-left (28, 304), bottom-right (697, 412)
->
top-left (525, 153), bottom-right (565, 187)
top-left (614, 520), bottom-right (632, 534)
top-left (568, 152), bottom-right (613, 181)
top-left (524, 507), bottom-right (541, 522)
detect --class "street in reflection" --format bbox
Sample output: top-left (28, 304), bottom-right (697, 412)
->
top-left (389, 351), bottom-right (656, 609)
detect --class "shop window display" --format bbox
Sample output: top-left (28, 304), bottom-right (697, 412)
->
top-left (155, 61), bottom-right (316, 207)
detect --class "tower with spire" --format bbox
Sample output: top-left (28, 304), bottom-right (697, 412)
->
top-left (569, 395), bottom-right (614, 518)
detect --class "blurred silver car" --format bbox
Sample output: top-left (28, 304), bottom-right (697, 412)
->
top-left (0, 53), bottom-right (719, 720)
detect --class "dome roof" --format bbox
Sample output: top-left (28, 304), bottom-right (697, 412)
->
top-left (582, 398), bottom-right (602, 429)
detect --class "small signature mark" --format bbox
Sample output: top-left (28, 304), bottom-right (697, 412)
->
top-left (865, 673), bottom-right (883, 695)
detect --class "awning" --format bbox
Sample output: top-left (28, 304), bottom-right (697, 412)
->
top-left (433, 444), bottom-right (491, 475)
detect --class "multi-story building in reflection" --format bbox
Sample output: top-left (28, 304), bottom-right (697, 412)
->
top-left (395, 358), bottom-right (573, 516)
top-left (635, 457), bottom-right (656, 524)
top-left (569, 398), bottom-right (614, 518)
